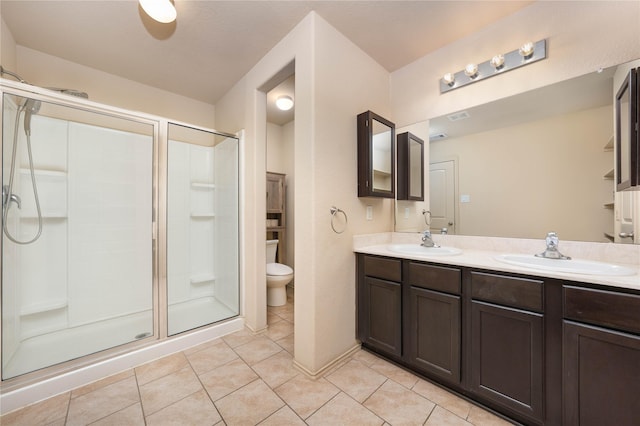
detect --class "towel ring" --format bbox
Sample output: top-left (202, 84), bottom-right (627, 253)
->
top-left (330, 206), bottom-right (348, 234)
top-left (422, 209), bottom-right (432, 227)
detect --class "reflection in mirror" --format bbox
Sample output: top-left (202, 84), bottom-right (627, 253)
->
top-left (397, 132), bottom-right (424, 201)
top-left (396, 60), bottom-right (639, 244)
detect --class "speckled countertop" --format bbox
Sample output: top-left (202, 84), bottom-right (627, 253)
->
top-left (354, 233), bottom-right (640, 291)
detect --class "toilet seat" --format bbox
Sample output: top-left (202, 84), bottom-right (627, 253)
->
top-left (267, 262), bottom-right (293, 276)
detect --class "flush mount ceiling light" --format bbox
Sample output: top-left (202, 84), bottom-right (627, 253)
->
top-left (440, 39), bottom-right (547, 94)
top-left (276, 95), bottom-right (294, 111)
top-left (139, 0), bottom-right (177, 23)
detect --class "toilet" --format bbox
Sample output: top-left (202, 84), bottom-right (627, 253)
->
top-left (266, 239), bottom-right (294, 306)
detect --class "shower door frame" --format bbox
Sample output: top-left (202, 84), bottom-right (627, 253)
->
top-left (0, 79), bottom-right (242, 394)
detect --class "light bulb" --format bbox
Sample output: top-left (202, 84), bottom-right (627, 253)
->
top-left (464, 63), bottom-right (478, 79)
top-left (276, 95), bottom-right (294, 111)
top-left (519, 42), bottom-right (535, 59)
top-left (490, 54), bottom-right (505, 70)
top-left (442, 73), bottom-right (455, 86)
top-left (139, 0), bottom-right (177, 24)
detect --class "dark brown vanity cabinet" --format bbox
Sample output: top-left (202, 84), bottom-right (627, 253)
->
top-left (405, 262), bottom-right (461, 385)
top-left (468, 272), bottom-right (545, 424)
top-left (357, 111), bottom-right (395, 198)
top-left (563, 286), bottom-right (640, 426)
top-left (356, 255), bottom-right (403, 360)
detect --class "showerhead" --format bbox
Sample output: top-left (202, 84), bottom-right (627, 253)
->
top-left (21, 98), bottom-right (42, 135)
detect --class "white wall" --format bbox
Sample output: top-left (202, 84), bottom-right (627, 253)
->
top-left (0, 17), bottom-right (17, 70)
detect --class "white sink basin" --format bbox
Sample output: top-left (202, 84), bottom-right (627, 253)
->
top-left (388, 244), bottom-right (462, 256)
top-left (495, 254), bottom-right (636, 276)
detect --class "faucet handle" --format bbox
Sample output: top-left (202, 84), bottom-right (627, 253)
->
top-left (545, 232), bottom-right (559, 248)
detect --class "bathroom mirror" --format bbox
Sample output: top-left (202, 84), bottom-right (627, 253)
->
top-left (396, 59), bottom-right (640, 244)
top-left (397, 132), bottom-right (424, 201)
top-left (358, 110), bottom-right (395, 198)
top-left (615, 67), bottom-right (639, 191)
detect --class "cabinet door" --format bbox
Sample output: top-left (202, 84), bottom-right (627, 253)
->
top-left (266, 173), bottom-right (284, 213)
top-left (406, 286), bottom-right (460, 384)
top-left (359, 276), bottom-right (402, 358)
top-left (563, 321), bottom-right (640, 426)
top-left (470, 301), bottom-right (544, 423)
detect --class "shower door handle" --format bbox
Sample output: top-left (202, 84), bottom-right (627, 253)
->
top-left (2, 185), bottom-right (21, 209)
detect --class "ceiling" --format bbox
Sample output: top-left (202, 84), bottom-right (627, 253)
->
top-left (1, 1), bottom-right (532, 115)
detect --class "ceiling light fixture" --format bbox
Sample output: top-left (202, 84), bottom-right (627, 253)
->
top-left (276, 95), bottom-right (294, 111)
top-left (139, 0), bottom-right (177, 24)
top-left (440, 39), bottom-right (547, 94)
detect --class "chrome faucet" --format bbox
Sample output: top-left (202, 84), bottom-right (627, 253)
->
top-left (421, 230), bottom-right (440, 248)
top-left (535, 232), bottom-right (571, 260)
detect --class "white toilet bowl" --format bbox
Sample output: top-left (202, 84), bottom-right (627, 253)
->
top-left (266, 239), bottom-right (294, 306)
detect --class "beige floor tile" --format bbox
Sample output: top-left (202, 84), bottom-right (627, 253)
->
top-left (0, 392), bottom-right (70, 426)
top-left (413, 379), bottom-right (472, 420)
top-left (325, 359), bottom-right (387, 402)
top-left (275, 375), bottom-right (340, 419)
top-left (71, 369), bottom-right (135, 398)
top-left (222, 327), bottom-right (260, 348)
top-left (199, 357), bottom-right (259, 401)
top-left (425, 406), bottom-right (473, 426)
top-left (276, 333), bottom-right (295, 354)
top-left (214, 379), bottom-right (284, 425)
top-left (364, 379), bottom-right (435, 425)
top-left (183, 336), bottom-right (225, 356)
top-left (277, 309), bottom-right (295, 323)
top-left (467, 405), bottom-right (514, 426)
top-left (234, 335), bottom-right (283, 365)
top-left (139, 365), bottom-right (202, 416)
top-left (306, 392), bottom-right (383, 426)
top-left (135, 352), bottom-right (189, 386)
top-left (252, 350), bottom-right (299, 388)
top-left (351, 349), bottom-right (382, 366)
top-left (259, 405), bottom-right (306, 425)
top-left (91, 402), bottom-right (145, 426)
top-left (265, 319), bottom-right (294, 341)
top-left (267, 311), bottom-right (281, 324)
top-left (66, 376), bottom-right (139, 426)
top-left (369, 358), bottom-right (419, 389)
top-left (145, 389), bottom-right (221, 426)
top-left (186, 339), bottom-right (238, 375)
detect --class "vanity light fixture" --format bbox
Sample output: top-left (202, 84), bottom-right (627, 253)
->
top-left (139, 0), bottom-right (177, 24)
top-left (440, 39), bottom-right (547, 94)
top-left (275, 95), bottom-right (294, 111)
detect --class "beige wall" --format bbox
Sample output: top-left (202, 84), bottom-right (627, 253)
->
top-left (430, 105), bottom-right (613, 242)
top-left (391, 1), bottom-right (640, 128)
top-left (1, 17), bottom-right (17, 70)
top-left (4, 45), bottom-right (216, 128)
top-left (216, 12), bottom-right (392, 374)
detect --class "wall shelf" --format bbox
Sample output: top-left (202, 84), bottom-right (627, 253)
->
top-left (20, 299), bottom-right (68, 316)
top-left (190, 212), bottom-right (215, 218)
top-left (603, 169), bottom-right (614, 179)
top-left (191, 182), bottom-right (215, 189)
top-left (190, 274), bottom-right (216, 285)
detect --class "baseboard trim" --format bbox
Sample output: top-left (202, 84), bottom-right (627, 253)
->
top-left (293, 343), bottom-right (361, 379)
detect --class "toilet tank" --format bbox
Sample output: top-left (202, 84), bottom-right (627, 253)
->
top-left (266, 239), bottom-right (279, 263)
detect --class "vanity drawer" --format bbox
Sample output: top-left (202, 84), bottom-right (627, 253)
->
top-left (470, 271), bottom-right (543, 312)
top-left (564, 286), bottom-right (640, 334)
top-left (363, 255), bottom-right (402, 282)
top-left (407, 262), bottom-right (461, 295)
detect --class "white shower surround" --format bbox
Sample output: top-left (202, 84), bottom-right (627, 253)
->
top-left (0, 82), bottom-right (243, 412)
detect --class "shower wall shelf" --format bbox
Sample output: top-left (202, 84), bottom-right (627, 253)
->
top-left (190, 212), bottom-right (215, 218)
top-left (191, 182), bottom-right (215, 189)
top-left (20, 299), bottom-right (68, 316)
top-left (190, 275), bottom-right (216, 285)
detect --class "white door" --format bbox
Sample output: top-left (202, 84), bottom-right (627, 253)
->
top-left (429, 160), bottom-right (456, 234)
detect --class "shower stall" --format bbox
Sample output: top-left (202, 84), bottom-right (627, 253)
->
top-left (0, 80), bottom-right (240, 383)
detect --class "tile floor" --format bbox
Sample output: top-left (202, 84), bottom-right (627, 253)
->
top-left (1, 295), bottom-right (514, 425)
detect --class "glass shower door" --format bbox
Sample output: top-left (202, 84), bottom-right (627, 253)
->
top-left (2, 93), bottom-right (155, 379)
top-left (167, 123), bottom-right (239, 335)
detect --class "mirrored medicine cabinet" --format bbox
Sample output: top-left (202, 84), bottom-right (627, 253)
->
top-left (357, 110), bottom-right (395, 198)
top-left (397, 132), bottom-right (425, 201)
top-left (615, 66), bottom-right (640, 191)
